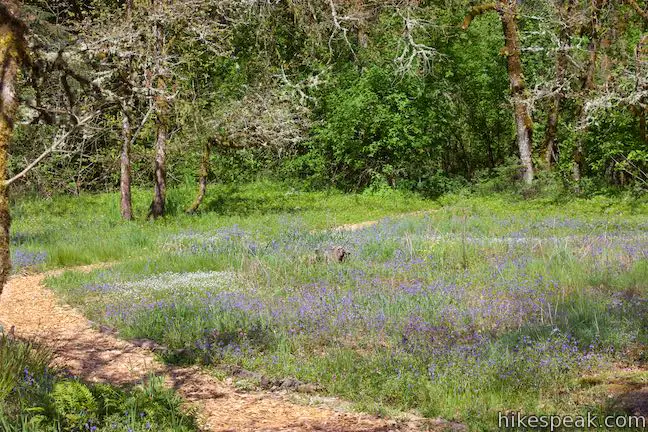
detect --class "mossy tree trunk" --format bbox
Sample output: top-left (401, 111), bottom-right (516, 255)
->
top-left (149, 90), bottom-right (168, 219)
top-left (0, 1), bottom-right (26, 296)
top-left (463, 1), bottom-right (534, 184)
top-left (501, 1), bottom-right (534, 184)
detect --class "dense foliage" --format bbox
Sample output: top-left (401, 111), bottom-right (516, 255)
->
top-left (6, 0), bottom-right (647, 202)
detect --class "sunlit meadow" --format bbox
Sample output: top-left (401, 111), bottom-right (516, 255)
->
top-left (16, 187), bottom-right (648, 430)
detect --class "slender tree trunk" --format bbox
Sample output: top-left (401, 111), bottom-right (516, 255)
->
top-left (148, 0), bottom-right (168, 219)
top-left (640, 109), bottom-right (647, 144)
top-left (486, 139), bottom-right (495, 169)
top-left (500, 1), bottom-right (534, 184)
top-left (544, 97), bottom-right (560, 166)
top-left (573, 0), bottom-right (603, 186)
top-left (186, 139), bottom-right (212, 214)
top-left (543, 0), bottom-right (575, 168)
top-left (149, 92), bottom-right (168, 219)
top-left (0, 2), bottom-right (25, 296)
top-left (636, 34), bottom-right (647, 144)
top-left (462, 1), bottom-right (534, 184)
top-left (120, 110), bottom-right (133, 220)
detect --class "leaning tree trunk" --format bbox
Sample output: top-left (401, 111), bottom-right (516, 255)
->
top-left (120, 110), bottom-right (133, 220)
top-left (463, 1), bottom-right (534, 184)
top-left (186, 139), bottom-right (212, 214)
top-left (0, 2), bottom-right (25, 296)
top-left (501, 1), bottom-right (534, 184)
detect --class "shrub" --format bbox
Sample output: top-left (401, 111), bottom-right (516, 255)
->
top-left (51, 380), bottom-right (99, 429)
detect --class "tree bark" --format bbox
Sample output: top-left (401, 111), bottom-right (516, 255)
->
top-left (543, 0), bottom-right (576, 168)
top-left (500, 1), bottom-right (534, 184)
top-left (543, 97), bottom-right (560, 167)
top-left (573, 0), bottom-right (604, 186)
top-left (463, 1), bottom-right (534, 184)
top-left (149, 90), bottom-right (168, 219)
top-left (120, 110), bottom-right (133, 220)
top-left (0, 1), bottom-right (26, 296)
top-left (148, 0), bottom-right (168, 219)
top-left (636, 34), bottom-right (647, 144)
top-left (186, 139), bottom-right (212, 214)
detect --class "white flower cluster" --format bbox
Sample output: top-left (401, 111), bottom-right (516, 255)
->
top-left (121, 271), bottom-right (237, 292)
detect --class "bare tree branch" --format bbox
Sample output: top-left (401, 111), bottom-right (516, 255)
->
top-left (5, 113), bottom-right (97, 187)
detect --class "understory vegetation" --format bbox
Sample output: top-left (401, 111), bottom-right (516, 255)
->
top-left (10, 184), bottom-right (645, 430)
top-left (0, 333), bottom-right (197, 432)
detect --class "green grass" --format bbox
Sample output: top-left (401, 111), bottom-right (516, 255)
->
top-left (12, 183), bottom-right (648, 430)
top-left (11, 180), bottom-right (432, 271)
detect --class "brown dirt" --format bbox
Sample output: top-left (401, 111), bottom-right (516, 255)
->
top-left (0, 267), bottom-right (462, 432)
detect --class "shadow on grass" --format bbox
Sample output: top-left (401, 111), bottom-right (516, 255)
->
top-left (161, 184), bottom-right (321, 218)
top-left (202, 194), bottom-right (304, 216)
top-left (611, 386), bottom-right (648, 418)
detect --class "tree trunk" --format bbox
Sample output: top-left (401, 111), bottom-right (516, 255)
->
top-left (640, 109), bottom-right (647, 144)
top-left (149, 94), bottom-right (168, 219)
top-left (543, 97), bottom-right (560, 166)
top-left (462, 1), bottom-right (534, 184)
top-left (500, 1), bottom-right (534, 184)
top-left (186, 139), bottom-right (212, 214)
top-left (486, 139), bottom-right (495, 169)
top-left (120, 110), bottom-right (133, 220)
top-left (636, 33), bottom-right (647, 144)
top-left (0, 2), bottom-right (25, 296)
top-left (573, 0), bottom-right (603, 187)
top-left (543, 0), bottom-right (576, 168)
top-left (148, 0), bottom-right (168, 219)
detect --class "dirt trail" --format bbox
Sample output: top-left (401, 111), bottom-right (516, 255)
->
top-left (0, 268), bottom-right (454, 432)
top-left (331, 210), bottom-right (435, 233)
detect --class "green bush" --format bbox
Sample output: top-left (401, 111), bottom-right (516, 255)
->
top-left (300, 67), bottom-right (440, 192)
top-left (0, 332), bottom-right (197, 432)
top-left (51, 381), bottom-right (99, 429)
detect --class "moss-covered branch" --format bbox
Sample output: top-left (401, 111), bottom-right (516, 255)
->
top-left (462, 3), bottom-right (498, 29)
